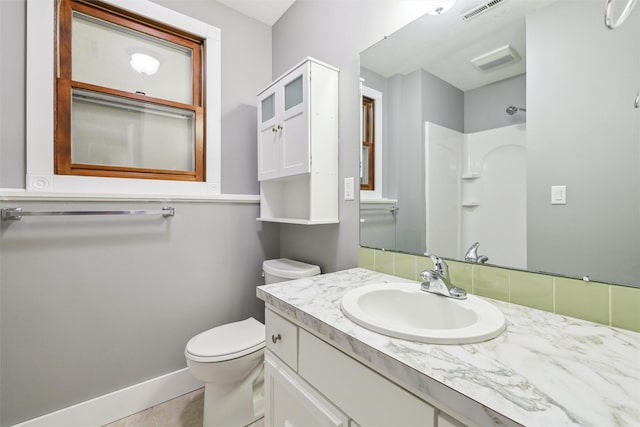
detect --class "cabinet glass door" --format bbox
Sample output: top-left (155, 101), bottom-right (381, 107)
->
top-left (257, 90), bottom-right (280, 180)
top-left (280, 64), bottom-right (310, 178)
top-left (262, 94), bottom-right (275, 123)
top-left (284, 76), bottom-right (303, 110)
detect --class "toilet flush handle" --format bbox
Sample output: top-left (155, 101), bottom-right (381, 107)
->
top-left (271, 333), bottom-right (281, 344)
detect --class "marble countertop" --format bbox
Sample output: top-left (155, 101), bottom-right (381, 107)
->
top-left (257, 268), bottom-right (640, 427)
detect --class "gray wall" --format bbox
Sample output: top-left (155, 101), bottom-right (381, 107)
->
top-left (0, 0), bottom-right (26, 189)
top-left (0, 1), bottom-right (277, 425)
top-left (526, 1), bottom-right (639, 284)
top-left (1, 201), bottom-right (278, 426)
top-left (390, 71), bottom-right (424, 254)
top-left (464, 74), bottom-right (526, 133)
top-left (272, 1), bottom-right (435, 273)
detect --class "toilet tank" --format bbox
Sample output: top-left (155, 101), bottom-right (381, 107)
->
top-left (263, 258), bottom-right (321, 284)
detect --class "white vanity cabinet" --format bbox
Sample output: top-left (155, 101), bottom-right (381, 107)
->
top-left (257, 58), bottom-right (339, 224)
top-left (263, 308), bottom-right (468, 427)
top-left (265, 353), bottom-right (349, 427)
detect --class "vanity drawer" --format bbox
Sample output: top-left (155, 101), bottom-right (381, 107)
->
top-left (298, 329), bottom-right (435, 427)
top-left (265, 309), bottom-right (298, 370)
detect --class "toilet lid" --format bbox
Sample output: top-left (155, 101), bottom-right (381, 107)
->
top-left (186, 318), bottom-right (265, 362)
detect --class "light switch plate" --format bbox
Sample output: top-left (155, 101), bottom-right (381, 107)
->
top-left (344, 177), bottom-right (355, 201)
top-left (551, 185), bottom-right (567, 205)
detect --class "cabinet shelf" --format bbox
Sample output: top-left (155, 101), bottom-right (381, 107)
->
top-left (257, 217), bottom-right (340, 225)
top-left (461, 173), bottom-right (480, 180)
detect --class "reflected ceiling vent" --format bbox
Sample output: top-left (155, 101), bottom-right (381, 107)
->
top-left (471, 45), bottom-right (520, 71)
top-left (461, 0), bottom-right (507, 21)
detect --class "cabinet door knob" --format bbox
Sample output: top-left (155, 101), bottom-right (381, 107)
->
top-left (271, 333), bottom-right (281, 344)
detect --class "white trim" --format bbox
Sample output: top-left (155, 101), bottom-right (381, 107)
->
top-left (360, 198), bottom-right (397, 205)
top-left (0, 188), bottom-right (259, 203)
top-left (11, 368), bottom-right (202, 427)
top-left (360, 85), bottom-right (384, 200)
top-left (26, 0), bottom-right (223, 197)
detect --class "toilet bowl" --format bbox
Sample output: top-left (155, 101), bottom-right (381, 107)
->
top-left (185, 258), bottom-right (320, 427)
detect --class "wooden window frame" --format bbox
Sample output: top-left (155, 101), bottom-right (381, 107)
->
top-left (361, 95), bottom-right (375, 191)
top-left (55, 0), bottom-right (205, 182)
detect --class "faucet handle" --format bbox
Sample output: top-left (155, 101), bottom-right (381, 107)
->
top-left (419, 269), bottom-right (438, 282)
top-left (427, 254), bottom-right (449, 277)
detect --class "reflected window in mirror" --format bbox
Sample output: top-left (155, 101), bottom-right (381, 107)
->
top-left (361, 95), bottom-right (375, 190)
top-left (360, 85), bottom-right (383, 199)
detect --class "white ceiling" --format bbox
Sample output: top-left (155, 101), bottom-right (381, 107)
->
top-left (216, 0), bottom-right (297, 26)
top-left (360, 0), bottom-right (559, 91)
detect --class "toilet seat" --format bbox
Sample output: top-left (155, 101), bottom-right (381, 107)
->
top-left (185, 318), bottom-right (265, 363)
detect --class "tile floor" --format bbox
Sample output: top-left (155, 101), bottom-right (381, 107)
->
top-left (102, 388), bottom-right (265, 427)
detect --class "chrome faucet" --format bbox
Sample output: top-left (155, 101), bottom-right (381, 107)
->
top-left (464, 242), bottom-right (489, 264)
top-left (419, 255), bottom-right (467, 299)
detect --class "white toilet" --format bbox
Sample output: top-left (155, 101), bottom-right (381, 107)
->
top-left (185, 258), bottom-right (320, 427)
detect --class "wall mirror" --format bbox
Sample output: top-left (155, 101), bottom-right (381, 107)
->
top-left (359, 0), bottom-right (640, 287)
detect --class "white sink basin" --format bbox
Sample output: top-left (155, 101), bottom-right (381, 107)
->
top-left (341, 283), bottom-right (506, 344)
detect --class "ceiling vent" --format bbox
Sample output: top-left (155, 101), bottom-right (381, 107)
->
top-left (471, 45), bottom-right (520, 71)
top-left (461, 0), bottom-right (507, 21)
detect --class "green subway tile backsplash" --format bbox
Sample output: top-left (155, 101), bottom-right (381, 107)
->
top-left (473, 266), bottom-right (509, 302)
top-left (374, 250), bottom-right (394, 275)
top-left (554, 278), bottom-right (609, 325)
top-left (509, 270), bottom-right (554, 312)
top-left (611, 286), bottom-right (640, 332)
top-left (358, 247), bottom-right (375, 270)
top-left (394, 253), bottom-right (416, 280)
top-left (358, 247), bottom-right (639, 333)
top-left (447, 260), bottom-right (473, 290)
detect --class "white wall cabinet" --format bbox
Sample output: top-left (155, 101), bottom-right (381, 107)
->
top-left (263, 308), bottom-right (469, 427)
top-left (257, 58), bottom-right (339, 224)
top-left (258, 62), bottom-right (310, 180)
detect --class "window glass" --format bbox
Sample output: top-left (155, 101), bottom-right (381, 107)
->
top-left (262, 94), bottom-right (275, 123)
top-left (71, 89), bottom-right (195, 171)
top-left (284, 76), bottom-right (303, 110)
top-left (72, 12), bottom-right (193, 105)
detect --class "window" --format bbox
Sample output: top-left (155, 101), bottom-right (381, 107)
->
top-left (55, 0), bottom-right (204, 182)
top-left (360, 95), bottom-right (375, 190)
top-left (26, 0), bottom-right (221, 196)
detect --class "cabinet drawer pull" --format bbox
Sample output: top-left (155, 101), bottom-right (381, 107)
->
top-left (272, 333), bottom-right (282, 344)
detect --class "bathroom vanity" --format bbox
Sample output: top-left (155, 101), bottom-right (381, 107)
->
top-left (257, 268), bottom-right (640, 427)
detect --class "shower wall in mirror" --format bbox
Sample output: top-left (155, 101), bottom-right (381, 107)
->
top-left (359, 0), bottom-right (640, 287)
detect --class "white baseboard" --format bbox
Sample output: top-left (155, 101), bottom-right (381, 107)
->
top-left (12, 368), bottom-right (203, 427)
